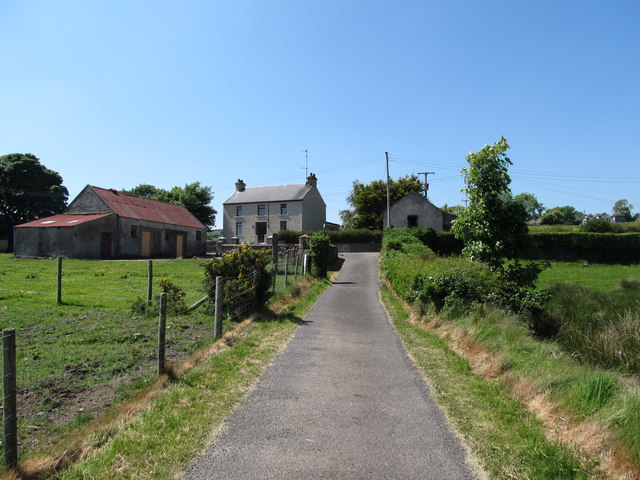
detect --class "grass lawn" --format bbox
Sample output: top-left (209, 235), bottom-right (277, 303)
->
top-left (0, 253), bottom-right (307, 470)
top-left (536, 260), bottom-right (640, 292)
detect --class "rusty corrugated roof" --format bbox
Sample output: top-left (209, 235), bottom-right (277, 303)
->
top-left (16, 213), bottom-right (113, 228)
top-left (92, 187), bottom-right (205, 229)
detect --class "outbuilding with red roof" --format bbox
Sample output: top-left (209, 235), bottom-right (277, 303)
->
top-left (14, 185), bottom-right (206, 258)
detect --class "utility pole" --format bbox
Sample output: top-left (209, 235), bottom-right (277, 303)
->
top-left (417, 171), bottom-right (435, 201)
top-left (385, 152), bottom-right (391, 229)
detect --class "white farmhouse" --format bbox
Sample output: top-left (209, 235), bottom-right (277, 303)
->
top-left (222, 174), bottom-right (327, 244)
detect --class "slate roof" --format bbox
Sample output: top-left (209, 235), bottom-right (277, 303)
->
top-left (224, 184), bottom-right (311, 204)
top-left (91, 187), bottom-right (205, 229)
top-left (16, 213), bottom-right (112, 228)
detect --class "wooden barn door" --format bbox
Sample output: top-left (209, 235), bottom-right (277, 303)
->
top-left (176, 234), bottom-right (184, 258)
top-left (141, 231), bottom-right (151, 257)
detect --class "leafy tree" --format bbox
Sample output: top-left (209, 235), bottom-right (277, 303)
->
top-left (122, 182), bottom-right (217, 228)
top-left (613, 199), bottom-right (634, 221)
top-left (343, 175), bottom-right (423, 230)
top-left (513, 192), bottom-right (545, 220)
top-left (581, 218), bottom-right (612, 233)
top-left (122, 184), bottom-right (165, 198)
top-left (451, 137), bottom-right (530, 269)
top-left (440, 204), bottom-right (466, 216)
top-left (0, 153), bottom-right (68, 250)
top-left (540, 206), bottom-right (582, 225)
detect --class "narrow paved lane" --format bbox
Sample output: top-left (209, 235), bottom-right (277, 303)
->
top-left (185, 252), bottom-right (476, 479)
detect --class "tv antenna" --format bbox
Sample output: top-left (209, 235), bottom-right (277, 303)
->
top-left (417, 171), bottom-right (435, 200)
top-left (301, 149), bottom-right (309, 179)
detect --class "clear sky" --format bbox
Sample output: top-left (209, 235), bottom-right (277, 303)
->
top-left (2, 1), bottom-right (638, 226)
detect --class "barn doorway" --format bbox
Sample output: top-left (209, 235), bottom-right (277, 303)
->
top-left (141, 230), bottom-right (152, 257)
top-left (407, 215), bottom-right (418, 227)
top-left (100, 233), bottom-right (112, 259)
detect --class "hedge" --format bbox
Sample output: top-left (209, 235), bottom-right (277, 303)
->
top-left (278, 229), bottom-right (382, 245)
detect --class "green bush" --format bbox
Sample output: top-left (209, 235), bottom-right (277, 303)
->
top-left (528, 232), bottom-right (640, 263)
top-left (277, 229), bottom-right (382, 245)
top-left (581, 218), bottom-right (612, 233)
top-left (203, 246), bottom-right (272, 313)
top-left (308, 232), bottom-right (331, 278)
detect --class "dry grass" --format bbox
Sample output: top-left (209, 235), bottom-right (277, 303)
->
top-left (386, 282), bottom-right (639, 480)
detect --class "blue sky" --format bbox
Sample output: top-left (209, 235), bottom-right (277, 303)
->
top-left (2, 1), bottom-right (638, 226)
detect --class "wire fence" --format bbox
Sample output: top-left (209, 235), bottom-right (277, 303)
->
top-left (0, 256), bottom-right (294, 471)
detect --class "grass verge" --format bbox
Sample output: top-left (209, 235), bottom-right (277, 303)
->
top-left (380, 283), bottom-right (599, 480)
top-left (2, 276), bottom-right (331, 480)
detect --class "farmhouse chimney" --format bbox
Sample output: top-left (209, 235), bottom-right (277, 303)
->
top-left (306, 173), bottom-right (317, 188)
top-left (235, 179), bottom-right (246, 192)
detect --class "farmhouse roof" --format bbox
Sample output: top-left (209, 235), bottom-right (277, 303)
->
top-left (16, 213), bottom-right (112, 228)
top-left (90, 186), bottom-right (206, 229)
top-left (224, 184), bottom-right (313, 205)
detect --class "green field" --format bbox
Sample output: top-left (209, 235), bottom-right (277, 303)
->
top-left (536, 260), bottom-right (640, 292)
top-left (0, 253), bottom-right (304, 467)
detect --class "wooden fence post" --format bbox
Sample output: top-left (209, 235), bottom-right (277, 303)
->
top-left (147, 260), bottom-right (153, 303)
top-left (283, 256), bottom-right (289, 287)
top-left (271, 233), bottom-right (279, 293)
top-left (2, 328), bottom-right (18, 469)
top-left (158, 293), bottom-right (166, 375)
top-left (214, 276), bottom-right (224, 340)
top-left (56, 256), bottom-right (62, 305)
top-left (253, 269), bottom-right (260, 311)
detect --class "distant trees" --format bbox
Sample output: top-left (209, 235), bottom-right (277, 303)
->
top-left (540, 206), bottom-right (583, 225)
top-left (122, 182), bottom-right (217, 228)
top-left (613, 199), bottom-right (634, 221)
top-left (452, 137), bottom-right (530, 268)
top-left (440, 204), bottom-right (466, 216)
top-left (0, 153), bottom-right (69, 250)
top-left (340, 175), bottom-right (423, 230)
top-left (513, 193), bottom-right (545, 221)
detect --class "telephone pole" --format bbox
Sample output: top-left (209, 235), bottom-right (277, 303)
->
top-left (385, 152), bottom-right (391, 229)
top-left (417, 171), bottom-right (435, 201)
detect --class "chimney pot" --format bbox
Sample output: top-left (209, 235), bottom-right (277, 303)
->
top-left (235, 179), bottom-right (246, 192)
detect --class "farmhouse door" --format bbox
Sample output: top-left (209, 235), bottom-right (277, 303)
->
top-left (176, 234), bottom-right (184, 258)
top-left (255, 222), bottom-right (267, 243)
top-left (100, 233), bottom-right (112, 259)
top-left (141, 230), bottom-right (152, 258)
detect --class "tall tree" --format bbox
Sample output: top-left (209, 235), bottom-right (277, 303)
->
top-left (343, 175), bottom-right (423, 230)
top-left (613, 199), bottom-right (634, 221)
top-left (452, 138), bottom-right (530, 268)
top-left (513, 192), bottom-right (545, 220)
top-left (0, 153), bottom-right (68, 251)
top-left (540, 206), bottom-right (582, 225)
top-left (122, 182), bottom-right (217, 228)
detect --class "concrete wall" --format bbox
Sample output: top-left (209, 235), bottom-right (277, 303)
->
top-left (383, 192), bottom-right (447, 231)
top-left (65, 186), bottom-right (110, 214)
top-left (14, 216), bottom-right (206, 259)
top-left (301, 188), bottom-right (327, 232)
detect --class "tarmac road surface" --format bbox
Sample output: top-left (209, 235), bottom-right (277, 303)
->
top-left (184, 252), bottom-right (476, 479)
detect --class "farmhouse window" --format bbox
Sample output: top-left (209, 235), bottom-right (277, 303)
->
top-left (236, 205), bottom-right (243, 216)
top-left (257, 204), bottom-right (266, 216)
top-left (280, 203), bottom-right (287, 215)
top-left (236, 222), bottom-right (243, 236)
top-left (280, 221), bottom-right (287, 231)
top-left (131, 225), bottom-right (138, 238)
